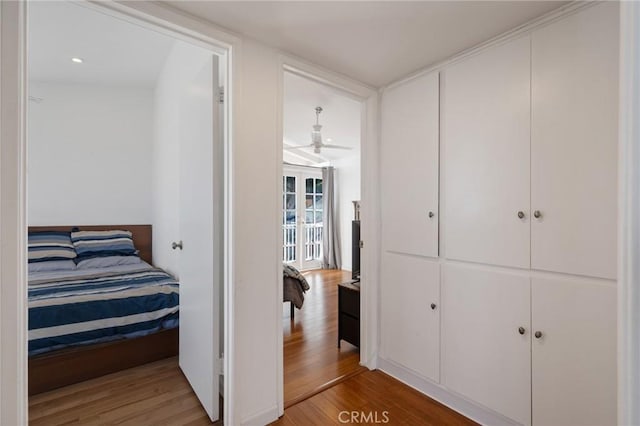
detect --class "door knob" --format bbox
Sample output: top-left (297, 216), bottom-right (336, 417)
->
top-left (534, 331), bottom-right (543, 339)
top-left (533, 210), bottom-right (542, 219)
top-left (172, 241), bottom-right (183, 250)
top-left (517, 211), bottom-right (525, 219)
top-left (428, 211), bottom-right (435, 218)
top-left (430, 303), bottom-right (437, 310)
top-left (518, 327), bottom-right (526, 335)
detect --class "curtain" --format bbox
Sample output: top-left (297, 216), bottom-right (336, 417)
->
top-left (322, 166), bottom-right (341, 269)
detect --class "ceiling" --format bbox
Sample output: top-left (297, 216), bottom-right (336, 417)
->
top-left (284, 72), bottom-right (360, 165)
top-left (29, 1), bottom-right (176, 87)
top-left (164, 1), bottom-right (567, 87)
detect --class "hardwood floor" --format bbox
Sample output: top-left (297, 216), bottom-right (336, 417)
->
top-left (29, 357), bottom-right (214, 426)
top-left (273, 370), bottom-right (477, 426)
top-left (284, 269), bottom-right (363, 406)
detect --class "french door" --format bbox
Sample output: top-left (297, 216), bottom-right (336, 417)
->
top-left (283, 169), bottom-right (324, 270)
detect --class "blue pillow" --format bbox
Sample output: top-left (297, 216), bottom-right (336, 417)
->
top-left (76, 255), bottom-right (142, 270)
top-left (71, 230), bottom-right (137, 259)
top-left (28, 259), bottom-right (77, 273)
top-left (28, 231), bottom-right (77, 263)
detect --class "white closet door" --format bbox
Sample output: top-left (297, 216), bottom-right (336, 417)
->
top-left (531, 277), bottom-right (616, 426)
top-left (380, 253), bottom-right (440, 382)
top-left (178, 54), bottom-right (221, 422)
top-left (441, 264), bottom-right (531, 425)
top-left (531, 3), bottom-right (619, 279)
top-left (443, 36), bottom-right (530, 269)
top-left (381, 71), bottom-right (439, 258)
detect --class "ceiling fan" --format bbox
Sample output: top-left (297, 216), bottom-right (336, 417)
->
top-left (285, 106), bottom-right (352, 154)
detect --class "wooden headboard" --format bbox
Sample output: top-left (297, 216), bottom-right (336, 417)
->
top-left (28, 225), bottom-right (153, 264)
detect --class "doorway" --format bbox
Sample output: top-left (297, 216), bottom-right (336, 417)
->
top-left (280, 69), bottom-right (365, 407)
top-left (24, 1), bottom-right (230, 423)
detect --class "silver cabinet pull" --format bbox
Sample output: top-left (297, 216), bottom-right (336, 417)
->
top-left (518, 327), bottom-right (526, 335)
top-left (534, 331), bottom-right (543, 339)
top-left (428, 211), bottom-right (435, 218)
top-left (517, 211), bottom-right (525, 219)
top-left (172, 241), bottom-right (183, 250)
top-left (533, 210), bottom-right (542, 219)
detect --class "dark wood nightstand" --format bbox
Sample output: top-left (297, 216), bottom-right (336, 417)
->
top-left (338, 281), bottom-right (360, 348)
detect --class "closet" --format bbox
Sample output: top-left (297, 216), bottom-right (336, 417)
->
top-left (379, 3), bottom-right (618, 425)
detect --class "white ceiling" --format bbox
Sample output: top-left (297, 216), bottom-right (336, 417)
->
top-left (29, 1), bottom-right (175, 87)
top-left (164, 1), bottom-right (567, 87)
top-left (284, 72), bottom-right (361, 165)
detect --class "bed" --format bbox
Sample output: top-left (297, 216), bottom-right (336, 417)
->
top-left (28, 225), bottom-right (179, 396)
top-left (283, 263), bottom-right (310, 319)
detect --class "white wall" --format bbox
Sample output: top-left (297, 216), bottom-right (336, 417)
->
top-left (334, 152), bottom-right (361, 271)
top-left (233, 39), bottom-right (282, 424)
top-left (27, 81), bottom-right (153, 225)
top-left (151, 41), bottom-right (210, 276)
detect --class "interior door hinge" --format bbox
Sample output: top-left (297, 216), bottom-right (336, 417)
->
top-left (218, 87), bottom-right (224, 104)
top-left (217, 356), bottom-right (224, 376)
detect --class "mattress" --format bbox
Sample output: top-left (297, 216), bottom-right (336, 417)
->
top-left (28, 262), bottom-right (179, 356)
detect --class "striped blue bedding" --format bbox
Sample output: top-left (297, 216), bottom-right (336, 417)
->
top-left (28, 262), bottom-right (179, 356)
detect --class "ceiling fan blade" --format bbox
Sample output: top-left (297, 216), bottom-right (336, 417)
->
top-left (284, 144), bottom-right (314, 151)
top-left (321, 144), bottom-right (352, 150)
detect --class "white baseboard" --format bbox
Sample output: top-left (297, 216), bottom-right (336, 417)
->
top-left (240, 404), bottom-right (279, 426)
top-left (377, 357), bottom-right (520, 426)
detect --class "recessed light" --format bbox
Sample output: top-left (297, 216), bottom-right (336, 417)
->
top-left (71, 57), bottom-right (84, 64)
top-left (326, 138), bottom-right (333, 142)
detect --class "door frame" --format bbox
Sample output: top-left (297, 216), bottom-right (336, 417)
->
top-left (618, 3), bottom-right (640, 425)
top-left (0, 2), bottom-right (239, 424)
top-left (282, 166), bottom-right (324, 271)
top-left (275, 55), bottom-right (379, 415)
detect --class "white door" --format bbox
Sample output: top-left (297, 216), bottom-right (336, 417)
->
top-left (380, 252), bottom-right (440, 382)
top-left (441, 264), bottom-right (531, 425)
top-left (531, 3), bottom-right (618, 279)
top-left (381, 71), bottom-right (439, 258)
top-left (531, 277), bottom-right (616, 426)
top-left (178, 54), bottom-right (221, 421)
top-left (443, 36), bottom-right (531, 269)
top-left (283, 170), bottom-right (323, 270)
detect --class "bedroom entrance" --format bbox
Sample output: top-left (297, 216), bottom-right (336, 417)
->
top-left (25, 2), bottom-right (227, 423)
top-left (280, 70), bottom-right (364, 407)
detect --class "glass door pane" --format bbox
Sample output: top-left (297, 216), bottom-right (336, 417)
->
top-left (303, 177), bottom-right (323, 265)
top-left (282, 175), bottom-right (297, 263)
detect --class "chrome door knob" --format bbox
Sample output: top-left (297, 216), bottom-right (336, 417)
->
top-left (533, 210), bottom-right (542, 219)
top-left (517, 211), bottom-right (525, 219)
top-left (172, 241), bottom-right (183, 250)
top-left (534, 331), bottom-right (543, 339)
top-left (518, 327), bottom-right (526, 335)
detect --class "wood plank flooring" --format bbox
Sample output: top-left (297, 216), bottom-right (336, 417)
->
top-left (283, 269), bottom-right (363, 406)
top-left (273, 370), bottom-right (477, 426)
top-left (29, 357), bottom-right (214, 426)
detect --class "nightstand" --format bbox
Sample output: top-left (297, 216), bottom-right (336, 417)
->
top-left (338, 281), bottom-right (360, 348)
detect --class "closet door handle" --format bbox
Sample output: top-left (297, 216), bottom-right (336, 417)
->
top-left (430, 303), bottom-right (437, 310)
top-left (518, 327), bottom-right (526, 335)
top-left (172, 241), bottom-right (183, 250)
top-left (533, 210), bottom-right (542, 219)
top-left (534, 331), bottom-right (543, 339)
top-left (517, 211), bottom-right (525, 219)
top-left (428, 211), bottom-right (435, 218)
